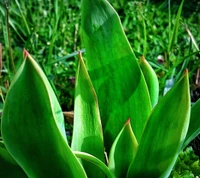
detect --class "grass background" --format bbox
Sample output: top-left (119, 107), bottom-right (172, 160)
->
top-left (0, 0), bottom-right (199, 111)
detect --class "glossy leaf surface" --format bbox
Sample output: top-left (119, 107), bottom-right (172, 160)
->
top-left (139, 56), bottom-right (159, 107)
top-left (81, 0), bottom-right (151, 151)
top-left (127, 72), bottom-right (190, 178)
top-left (108, 119), bottom-right (138, 178)
top-left (71, 53), bottom-right (105, 178)
top-left (2, 50), bottom-right (87, 178)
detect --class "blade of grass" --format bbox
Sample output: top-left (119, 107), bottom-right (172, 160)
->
top-left (14, 0), bottom-right (30, 35)
top-left (185, 24), bottom-right (199, 51)
top-left (168, 0), bottom-right (185, 54)
top-left (4, 1), bottom-right (15, 74)
top-left (47, 49), bottom-right (86, 66)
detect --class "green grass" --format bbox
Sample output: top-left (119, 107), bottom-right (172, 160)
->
top-left (0, 0), bottom-right (199, 108)
top-left (0, 0), bottom-right (82, 111)
top-left (117, 0), bottom-right (200, 93)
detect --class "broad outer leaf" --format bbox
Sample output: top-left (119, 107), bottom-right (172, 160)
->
top-left (127, 71), bottom-right (190, 178)
top-left (183, 99), bottom-right (200, 149)
top-left (1, 50), bottom-right (87, 178)
top-left (0, 141), bottom-right (28, 178)
top-left (108, 119), bottom-right (138, 178)
top-left (139, 56), bottom-right (159, 107)
top-left (81, 0), bottom-right (151, 152)
top-left (71, 53), bottom-right (105, 178)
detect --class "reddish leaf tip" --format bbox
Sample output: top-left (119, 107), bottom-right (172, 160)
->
top-left (140, 55), bottom-right (146, 62)
top-left (23, 49), bottom-right (29, 59)
top-left (125, 118), bottom-right (131, 125)
top-left (78, 50), bottom-right (83, 60)
top-left (184, 68), bottom-right (188, 74)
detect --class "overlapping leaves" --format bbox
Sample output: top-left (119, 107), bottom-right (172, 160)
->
top-left (0, 0), bottom-right (200, 178)
top-left (1, 50), bottom-right (87, 178)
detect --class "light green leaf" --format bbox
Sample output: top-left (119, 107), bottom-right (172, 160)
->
top-left (108, 119), bottom-right (138, 178)
top-left (1, 50), bottom-right (87, 178)
top-left (0, 141), bottom-right (28, 178)
top-left (127, 71), bottom-right (190, 178)
top-left (81, 0), bottom-right (151, 151)
top-left (139, 56), bottom-right (159, 107)
top-left (183, 99), bottom-right (200, 149)
top-left (74, 151), bottom-right (115, 178)
top-left (71, 52), bottom-right (105, 178)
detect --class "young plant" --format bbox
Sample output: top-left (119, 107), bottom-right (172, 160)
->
top-left (1, 0), bottom-right (200, 177)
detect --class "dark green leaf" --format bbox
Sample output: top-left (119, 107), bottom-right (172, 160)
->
top-left (0, 141), bottom-right (28, 178)
top-left (2, 50), bottom-right (87, 178)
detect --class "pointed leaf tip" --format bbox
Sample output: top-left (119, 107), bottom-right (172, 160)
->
top-left (23, 49), bottom-right (29, 58)
top-left (141, 56), bottom-right (145, 62)
top-left (125, 118), bottom-right (131, 125)
top-left (2, 51), bottom-right (87, 177)
top-left (108, 117), bottom-right (138, 178)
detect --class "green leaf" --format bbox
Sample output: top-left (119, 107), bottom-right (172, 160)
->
top-left (81, 0), bottom-right (151, 152)
top-left (108, 119), bottom-right (138, 178)
top-left (168, 0), bottom-right (185, 53)
top-left (139, 56), bottom-right (159, 107)
top-left (127, 71), bottom-right (190, 178)
top-left (71, 52), bottom-right (105, 178)
top-left (1, 50), bottom-right (87, 178)
top-left (183, 99), bottom-right (200, 149)
top-left (74, 151), bottom-right (115, 178)
top-left (0, 141), bottom-right (28, 178)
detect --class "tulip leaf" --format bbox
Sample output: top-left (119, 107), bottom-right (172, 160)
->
top-left (81, 0), bottom-right (151, 152)
top-left (74, 151), bottom-right (115, 178)
top-left (71, 52), bottom-right (105, 178)
top-left (139, 56), bottom-right (159, 107)
top-left (108, 119), bottom-right (138, 178)
top-left (127, 72), bottom-right (190, 178)
top-left (183, 99), bottom-right (200, 149)
top-left (0, 141), bottom-right (28, 178)
top-left (1, 50), bottom-right (87, 178)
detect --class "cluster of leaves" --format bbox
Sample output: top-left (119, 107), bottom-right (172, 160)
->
top-left (171, 147), bottom-right (200, 177)
top-left (1, 0), bottom-right (200, 177)
top-left (0, 0), bottom-right (200, 177)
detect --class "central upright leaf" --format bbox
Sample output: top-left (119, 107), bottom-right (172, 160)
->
top-left (81, 0), bottom-right (151, 151)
